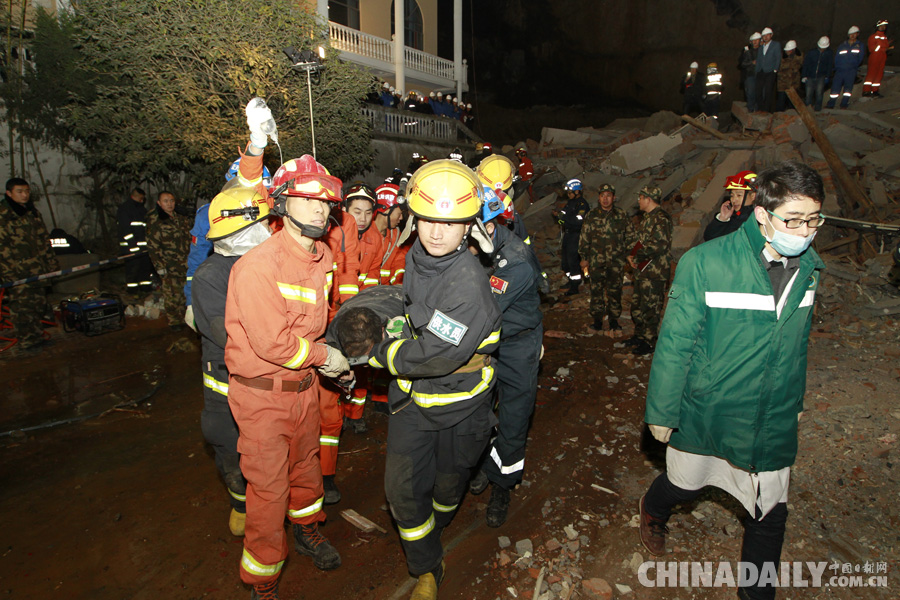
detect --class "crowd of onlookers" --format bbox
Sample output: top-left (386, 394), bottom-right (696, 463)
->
top-left (365, 78), bottom-right (475, 128)
top-left (681, 19), bottom-right (892, 118)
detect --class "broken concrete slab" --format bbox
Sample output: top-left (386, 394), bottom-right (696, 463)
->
top-left (607, 133), bottom-right (683, 175)
top-left (658, 166), bottom-right (685, 198)
top-left (861, 144), bottom-right (900, 174)
top-left (540, 127), bottom-right (612, 149)
top-left (822, 123), bottom-right (887, 155)
top-left (644, 110), bottom-right (684, 134)
top-left (731, 101), bottom-right (773, 131)
top-left (679, 166), bottom-right (713, 198)
top-left (692, 150), bottom-right (753, 216)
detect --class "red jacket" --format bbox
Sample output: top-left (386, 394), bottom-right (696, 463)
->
top-left (518, 156), bottom-right (534, 181)
top-left (324, 209), bottom-right (360, 317)
top-left (380, 230), bottom-right (414, 286)
top-left (358, 225), bottom-right (385, 289)
top-left (868, 31), bottom-right (889, 56)
top-left (224, 229), bottom-right (332, 379)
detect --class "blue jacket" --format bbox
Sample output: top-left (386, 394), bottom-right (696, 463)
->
top-left (183, 203), bottom-right (213, 306)
top-left (755, 40), bottom-right (782, 73)
top-left (833, 39), bottom-right (865, 71)
top-left (801, 47), bottom-right (833, 79)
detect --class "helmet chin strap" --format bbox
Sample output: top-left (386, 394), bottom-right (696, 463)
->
top-left (285, 212), bottom-right (328, 239)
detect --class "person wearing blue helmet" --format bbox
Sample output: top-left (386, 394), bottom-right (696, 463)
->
top-left (182, 160), bottom-right (271, 330)
top-left (468, 186), bottom-right (544, 528)
top-left (553, 178), bottom-right (590, 296)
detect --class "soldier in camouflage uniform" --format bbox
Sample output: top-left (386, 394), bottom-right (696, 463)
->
top-left (0, 178), bottom-right (59, 353)
top-left (579, 183), bottom-right (635, 333)
top-left (625, 186), bottom-right (672, 355)
top-left (147, 191), bottom-right (192, 329)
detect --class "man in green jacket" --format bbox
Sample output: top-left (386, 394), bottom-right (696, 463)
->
top-left (639, 161), bottom-right (826, 600)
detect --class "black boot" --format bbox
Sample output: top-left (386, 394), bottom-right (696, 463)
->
top-left (564, 280), bottom-right (580, 296)
top-left (485, 483), bottom-right (511, 528)
top-left (323, 475), bottom-right (341, 505)
top-left (293, 523), bottom-right (341, 570)
top-left (590, 317), bottom-right (604, 331)
top-left (469, 469), bottom-right (489, 495)
top-left (251, 579), bottom-right (279, 600)
top-left (608, 317), bottom-right (620, 331)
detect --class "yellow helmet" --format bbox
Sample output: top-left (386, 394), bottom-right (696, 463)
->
top-left (207, 185), bottom-right (270, 241)
top-left (407, 159), bottom-right (483, 222)
top-left (476, 154), bottom-right (515, 191)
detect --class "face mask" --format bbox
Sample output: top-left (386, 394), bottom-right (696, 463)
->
top-left (764, 213), bottom-right (816, 257)
top-left (214, 221), bottom-right (271, 257)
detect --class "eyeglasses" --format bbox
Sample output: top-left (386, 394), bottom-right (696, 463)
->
top-left (767, 210), bottom-right (825, 229)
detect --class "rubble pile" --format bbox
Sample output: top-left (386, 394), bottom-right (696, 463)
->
top-left (506, 72), bottom-right (900, 296)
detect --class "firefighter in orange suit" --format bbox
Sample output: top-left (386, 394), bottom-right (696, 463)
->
top-left (864, 19), bottom-right (891, 97)
top-left (341, 183), bottom-right (386, 433)
top-left (225, 99), bottom-right (349, 600)
top-left (375, 182), bottom-right (414, 286)
top-left (317, 189), bottom-right (361, 505)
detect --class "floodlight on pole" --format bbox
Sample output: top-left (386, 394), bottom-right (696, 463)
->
top-left (283, 46), bottom-right (326, 158)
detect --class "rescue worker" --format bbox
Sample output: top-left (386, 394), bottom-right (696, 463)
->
top-left (775, 41), bottom-right (801, 111)
top-left (146, 191), bottom-right (192, 329)
top-left (740, 32), bottom-right (762, 112)
top-left (552, 179), bottom-right (590, 296)
top-left (367, 159), bottom-right (502, 600)
top-left (467, 142), bottom-right (493, 169)
top-left (755, 27), bottom-right (781, 112)
top-left (680, 61), bottom-right (704, 116)
top-left (342, 183), bottom-right (386, 433)
top-left (801, 37), bottom-right (833, 112)
top-left (375, 181), bottom-right (413, 287)
top-left (578, 183), bottom-right (635, 333)
top-left (116, 187), bottom-right (154, 292)
top-left (225, 99), bottom-right (348, 599)
top-left (476, 154), bottom-right (530, 243)
top-left (864, 20), bottom-right (891, 97)
top-left (0, 178), bottom-right (58, 354)
top-left (515, 146), bottom-right (535, 203)
top-left (625, 186), bottom-right (672, 355)
top-left (703, 62), bottom-right (723, 119)
top-left (192, 183), bottom-right (272, 538)
top-left (827, 26), bottom-right (866, 109)
top-left (704, 171), bottom-right (758, 241)
top-left (467, 189), bottom-right (543, 528)
top-left (640, 162), bottom-right (826, 600)
top-left (318, 178), bottom-right (362, 505)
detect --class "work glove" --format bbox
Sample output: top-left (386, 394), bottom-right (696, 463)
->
top-left (801, 77), bottom-right (808, 84)
top-left (385, 316), bottom-right (405, 338)
top-left (157, 267), bottom-right (167, 277)
top-left (648, 424), bottom-right (673, 444)
top-left (318, 344), bottom-right (350, 378)
top-left (184, 305), bottom-right (196, 332)
top-left (245, 97), bottom-right (278, 148)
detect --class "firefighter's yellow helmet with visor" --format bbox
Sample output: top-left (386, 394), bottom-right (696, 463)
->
top-left (407, 159), bottom-right (483, 222)
top-left (476, 154), bottom-right (516, 192)
top-left (207, 185), bottom-right (270, 241)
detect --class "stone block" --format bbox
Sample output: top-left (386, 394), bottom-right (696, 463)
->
top-left (869, 179), bottom-right (890, 207)
top-left (608, 133), bottom-right (683, 175)
top-left (731, 101), bottom-right (773, 130)
top-left (861, 144), bottom-right (900, 174)
top-left (775, 142), bottom-right (802, 163)
top-left (582, 577), bottom-right (613, 600)
top-left (787, 119), bottom-right (810, 144)
top-left (555, 158), bottom-right (584, 180)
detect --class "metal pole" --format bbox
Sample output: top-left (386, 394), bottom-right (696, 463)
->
top-left (307, 67), bottom-right (316, 159)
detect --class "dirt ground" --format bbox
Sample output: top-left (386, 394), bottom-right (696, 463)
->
top-left (1, 269), bottom-right (898, 599)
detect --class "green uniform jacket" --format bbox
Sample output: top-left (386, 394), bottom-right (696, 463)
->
top-left (578, 205), bottom-right (635, 267)
top-left (634, 206), bottom-right (672, 280)
top-left (0, 200), bottom-right (58, 282)
top-left (644, 217), bottom-right (824, 472)
top-left (146, 208), bottom-right (192, 278)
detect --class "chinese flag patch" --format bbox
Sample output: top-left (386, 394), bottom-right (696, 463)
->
top-left (489, 276), bottom-right (508, 294)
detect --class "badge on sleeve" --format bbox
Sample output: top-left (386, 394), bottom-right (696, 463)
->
top-left (489, 275), bottom-right (509, 294)
top-left (427, 310), bottom-right (468, 346)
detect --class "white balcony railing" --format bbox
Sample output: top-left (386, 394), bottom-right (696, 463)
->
top-left (362, 105), bottom-right (477, 143)
top-left (329, 21), bottom-right (465, 85)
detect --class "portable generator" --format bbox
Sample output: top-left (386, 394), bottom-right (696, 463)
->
top-left (60, 294), bottom-right (125, 336)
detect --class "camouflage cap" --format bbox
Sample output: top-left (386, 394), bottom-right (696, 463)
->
top-left (598, 183), bottom-right (616, 195)
top-left (639, 185), bottom-right (662, 202)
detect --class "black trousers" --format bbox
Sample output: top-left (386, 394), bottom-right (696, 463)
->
top-left (644, 472), bottom-right (788, 600)
top-left (756, 72), bottom-right (777, 113)
top-left (560, 232), bottom-right (582, 282)
top-left (201, 360), bottom-right (246, 511)
top-left (385, 398), bottom-right (494, 576)
top-left (482, 326), bottom-right (542, 489)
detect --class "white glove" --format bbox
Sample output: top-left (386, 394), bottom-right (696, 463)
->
top-left (245, 97), bottom-right (277, 148)
top-left (648, 424), bottom-right (673, 444)
top-left (318, 344), bottom-right (350, 378)
top-left (184, 305), bottom-right (196, 332)
top-left (385, 316), bottom-right (405, 338)
top-left (801, 77), bottom-right (808, 84)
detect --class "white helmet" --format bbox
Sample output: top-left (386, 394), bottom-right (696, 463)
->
top-left (382, 81), bottom-right (390, 89)
top-left (389, 86), bottom-right (396, 93)
top-left (817, 36), bottom-right (830, 49)
top-left (451, 97), bottom-right (458, 103)
top-left (429, 91), bottom-right (435, 98)
top-left (784, 40), bottom-right (797, 51)
top-left (437, 91), bottom-right (443, 98)
top-left (466, 103), bottom-right (472, 109)
top-left (690, 61), bottom-right (699, 69)
top-left (848, 25), bottom-right (860, 35)
top-left (761, 27), bottom-right (773, 36)
top-left (749, 32), bottom-right (762, 41)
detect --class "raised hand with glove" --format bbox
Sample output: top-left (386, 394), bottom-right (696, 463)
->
top-left (318, 344), bottom-right (350, 378)
top-left (245, 97), bottom-right (279, 149)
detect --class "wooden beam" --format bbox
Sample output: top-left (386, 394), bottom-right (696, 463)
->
top-left (786, 88), bottom-right (880, 218)
top-left (680, 114), bottom-right (730, 140)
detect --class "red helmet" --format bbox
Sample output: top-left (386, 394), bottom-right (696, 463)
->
top-left (724, 170), bottom-right (758, 191)
top-left (271, 155), bottom-right (343, 203)
top-left (497, 190), bottom-right (515, 222)
top-left (374, 183), bottom-right (401, 214)
top-left (482, 142), bottom-right (493, 152)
